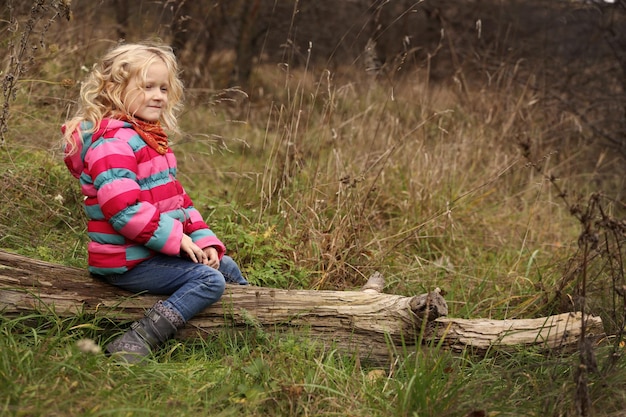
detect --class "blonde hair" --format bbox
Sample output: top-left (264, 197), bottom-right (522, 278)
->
top-left (63, 41), bottom-right (184, 151)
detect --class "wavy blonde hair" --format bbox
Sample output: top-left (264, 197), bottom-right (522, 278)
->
top-left (63, 42), bottom-right (184, 152)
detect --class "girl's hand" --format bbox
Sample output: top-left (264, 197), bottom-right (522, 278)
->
top-left (203, 246), bottom-right (220, 269)
top-left (180, 234), bottom-right (208, 264)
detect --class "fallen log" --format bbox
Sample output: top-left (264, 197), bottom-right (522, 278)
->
top-left (0, 250), bottom-right (605, 363)
top-left (434, 313), bottom-right (604, 354)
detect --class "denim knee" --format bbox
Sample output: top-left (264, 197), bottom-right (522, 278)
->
top-left (163, 265), bottom-right (227, 321)
top-left (219, 255), bottom-right (248, 285)
top-left (208, 271), bottom-right (226, 298)
top-left (194, 266), bottom-right (226, 300)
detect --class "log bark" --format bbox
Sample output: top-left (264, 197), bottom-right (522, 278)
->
top-left (0, 250), bottom-right (605, 363)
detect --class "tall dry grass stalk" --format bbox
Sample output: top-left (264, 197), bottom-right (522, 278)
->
top-left (0, 0), bottom-right (70, 142)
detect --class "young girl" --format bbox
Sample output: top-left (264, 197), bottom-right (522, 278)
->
top-left (63, 42), bottom-right (247, 363)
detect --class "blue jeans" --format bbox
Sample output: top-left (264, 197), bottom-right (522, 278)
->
top-left (103, 255), bottom-right (247, 322)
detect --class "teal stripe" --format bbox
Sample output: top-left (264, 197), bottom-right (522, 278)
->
top-left (89, 265), bottom-right (127, 275)
top-left (79, 121), bottom-right (95, 161)
top-left (145, 215), bottom-right (176, 251)
top-left (126, 245), bottom-right (151, 261)
top-left (80, 121), bottom-right (95, 131)
top-left (127, 134), bottom-right (147, 151)
top-left (91, 136), bottom-right (126, 149)
top-left (79, 172), bottom-right (92, 185)
top-left (190, 228), bottom-right (216, 240)
top-left (88, 232), bottom-right (125, 245)
top-left (84, 204), bottom-right (104, 220)
top-left (109, 203), bottom-right (141, 232)
top-left (94, 167), bottom-right (137, 188)
top-left (137, 170), bottom-right (171, 189)
top-left (163, 208), bottom-right (186, 222)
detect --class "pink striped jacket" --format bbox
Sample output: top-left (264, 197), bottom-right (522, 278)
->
top-left (64, 118), bottom-right (225, 275)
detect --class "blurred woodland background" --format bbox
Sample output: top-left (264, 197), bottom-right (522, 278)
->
top-left (1, 0), bottom-right (625, 291)
top-left (3, 0), bottom-right (626, 176)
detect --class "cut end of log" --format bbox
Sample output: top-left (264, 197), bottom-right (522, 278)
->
top-left (409, 290), bottom-right (449, 320)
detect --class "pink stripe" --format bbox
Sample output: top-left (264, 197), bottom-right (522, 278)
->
top-left (195, 237), bottom-right (226, 259)
top-left (97, 179), bottom-right (140, 208)
top-left (88, 241), bottom-right (126, 255)
top-left (136, 156), bottom-right (170, 179)
top-left (103, 127), bottom-right (137, 141)
top-left (88, 139), bottom-right (133, 163)
top-left (81, 183), bottom-right (97, 197)
top-left (64, 129), bottom-right (84, 178)
top-left (141, 183), bottom-right (182, 208)
top-left (186, 209), bottom-right (204, 223)
top-left (154, 194), bottom-right (182, 212)
top-left (161, 221), bottom-right (183, 255)
top-left (90, 250), bottom-right (127, 269)
top-left (90, 156), bottom-right (138, 183)
top-left (88, 220), bottom-right (117, 234)
top-left (118, 203), bottom-right (158, 239)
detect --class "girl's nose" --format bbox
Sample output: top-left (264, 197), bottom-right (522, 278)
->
top-left (151, 89), bottom-right (166, 101)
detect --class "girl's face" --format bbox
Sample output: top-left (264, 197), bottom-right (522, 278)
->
top-left (123, 60), bottom-right (169, 122)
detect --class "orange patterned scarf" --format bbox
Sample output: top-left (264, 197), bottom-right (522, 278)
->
top-left (119, 115), bottom-right (169, 155)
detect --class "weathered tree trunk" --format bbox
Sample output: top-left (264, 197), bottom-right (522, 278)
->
top-left (113, 0), bottom-right (129, 40)
top-left (0, 250), bottom-right (605, 363)
top-left (434, 313), bottom-right (604, 354)
top-left (232, 0), bottom-right (262, 88)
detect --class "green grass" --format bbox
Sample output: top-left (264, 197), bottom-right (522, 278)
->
top-left (3, 312), bottom-right (626, 417)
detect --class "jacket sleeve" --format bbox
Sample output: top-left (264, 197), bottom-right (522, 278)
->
top-left (180, 192), bottom-right (226, 259)
top-left (85, 137), bottom-right (183, 256)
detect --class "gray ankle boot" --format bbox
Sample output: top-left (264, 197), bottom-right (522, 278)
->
top-left (105, 301), bottom-right (185, 363)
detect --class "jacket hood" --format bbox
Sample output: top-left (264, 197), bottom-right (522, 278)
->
top-left (63, 118), bottom-right (130, 179)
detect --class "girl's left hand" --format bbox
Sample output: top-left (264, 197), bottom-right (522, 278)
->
top-left (203, 246), bottom-right (220, 269)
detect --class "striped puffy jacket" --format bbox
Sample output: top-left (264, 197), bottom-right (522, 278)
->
top-left (64, 118), bottom-right (225, 276)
